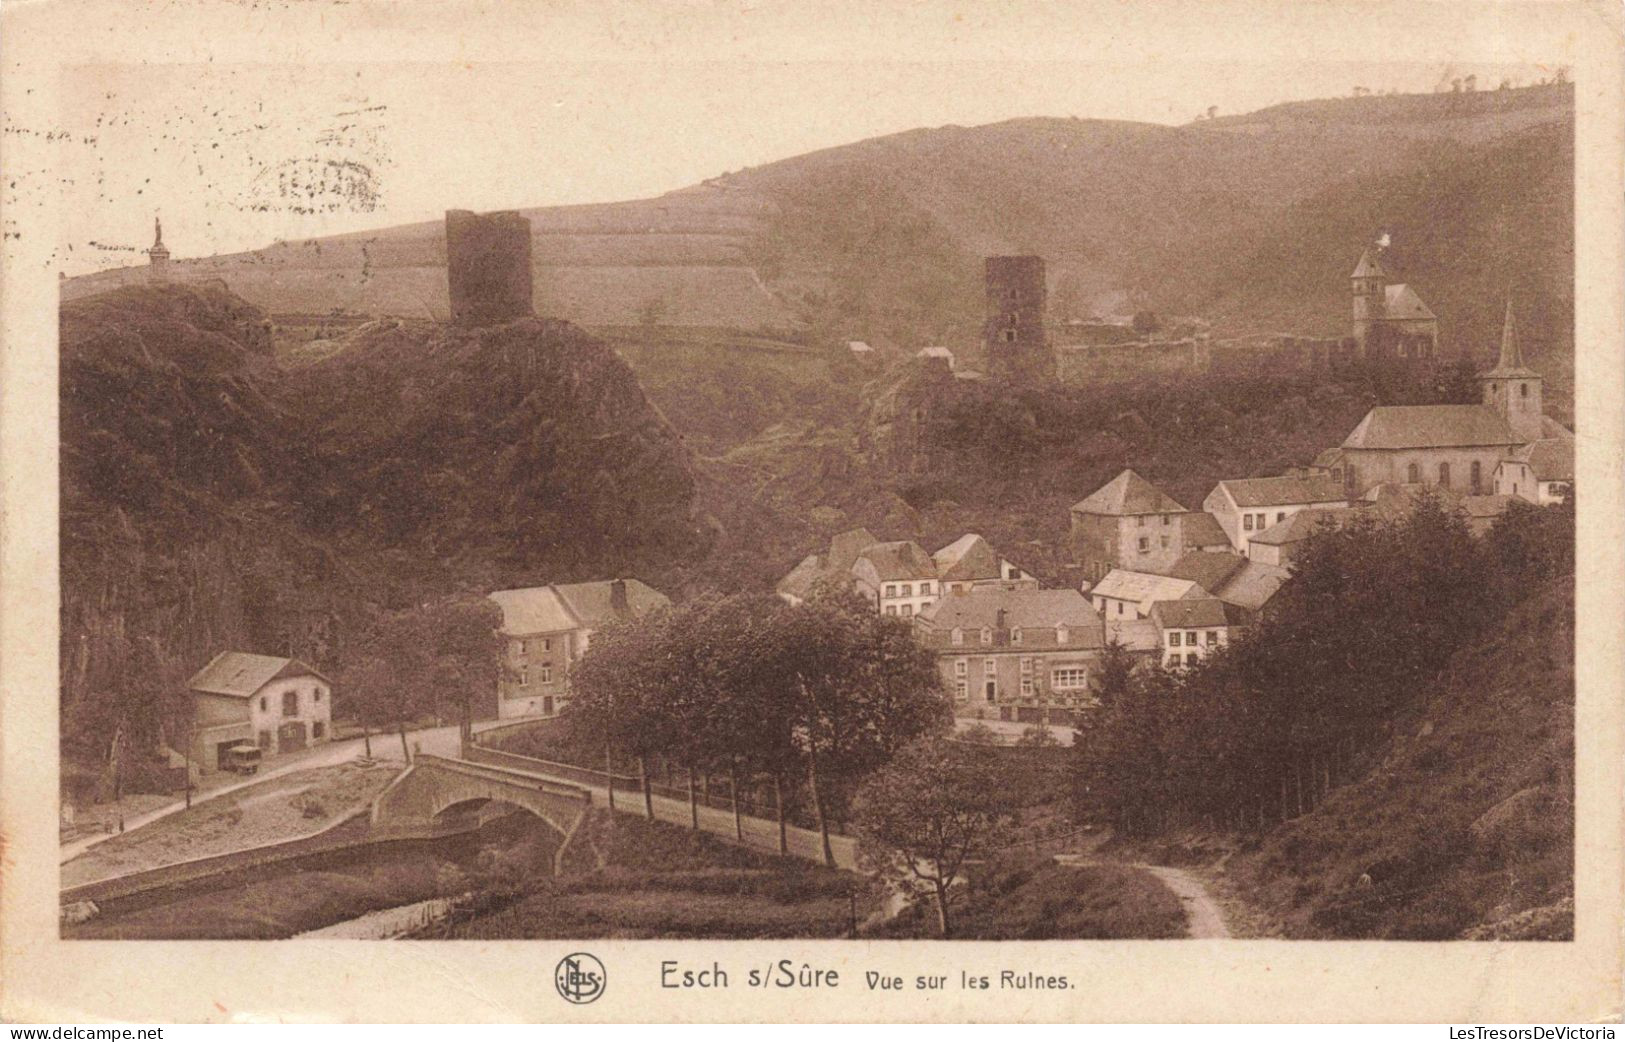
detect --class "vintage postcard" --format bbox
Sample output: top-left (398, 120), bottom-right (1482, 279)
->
top-left (2, 0), bottom-right (1621, 1025)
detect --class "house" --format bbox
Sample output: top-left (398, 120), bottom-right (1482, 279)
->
top-left (187, 652), bottom-right (333, 771)
top-left (1246, 507), bottom-right (1361, 568)
top-left (1105, 617), bottom-right (1163, 667)
top-left (1069, 469), bottom-right (1191, 581)
top-left (917, 346), bottom-right (955, 373)
top-left (1202, 476), bottom-right (1349, 555)
top-left (489, 578), bottom-right (670, 719)
top-left (1496, 436), bottom-right (1573, 505)
top-left (1330, 303), bottom-right (1572, 500)
top-left (931, 533), bottom-right (1036, 594)
top-left (776, 527), bottom-right (1031, 617)
top-left (1149, 598), bottom-right (1246, 669)
top-left (1088, 568), bottom-right (1205, 621)
top-left (1164, 550), bottom-right (1249, 594)
top-left (1204, 559), bottom-right (1291, 619)
top-left (916, 586), bottom-right (1104, 726)
top-left (1181, 511), bottom-right (1234, 554)
top-left (852, 540), bottom-right (942, 618)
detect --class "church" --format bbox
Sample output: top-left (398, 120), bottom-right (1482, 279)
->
top-left (1315, 302), bottom-right (1573, 504)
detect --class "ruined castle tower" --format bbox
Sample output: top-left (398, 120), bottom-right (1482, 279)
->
top-left (147, 217), bottom-right (170, 281)
top-left (983, 255), bottom-right (1053, 382)
top-left (445, 209), bottom-right (534, 326)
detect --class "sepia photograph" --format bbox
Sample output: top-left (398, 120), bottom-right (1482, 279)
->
top-left (3, 0), bottom-right (1622, 1026)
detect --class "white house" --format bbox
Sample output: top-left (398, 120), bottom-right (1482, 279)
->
top-left (1149, 598), bottom-right (1244, 669)
top-left (1203, 476), bottom-right (1349, 556)
top-left (489, 578), bottom-right (670, 719)
top-left (1495, 437), bottom-right (1573, 505)
top-left (1088, 568), bottom-right (1205, 621)
top-left (187, 652), bottom-right (333, 771)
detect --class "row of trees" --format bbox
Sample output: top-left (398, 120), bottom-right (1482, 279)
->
top-left (563, 589), bottom-right (947, 865)
top-left (1074, 494), bottom-right (1575, 836)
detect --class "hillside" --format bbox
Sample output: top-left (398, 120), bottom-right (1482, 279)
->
top-left (63, 84), bottom-right (1574, 374)
top-left (1225, 576), bottom-right (1575, 940)
top-left (60, 283), bottom-right (702, 765)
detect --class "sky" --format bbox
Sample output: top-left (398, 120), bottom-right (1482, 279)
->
top-left (55, 58), bottom-right (1558, 275)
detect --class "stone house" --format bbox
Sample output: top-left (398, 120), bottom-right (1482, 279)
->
top-left (1203, 476), bottom-right (1349, 556)
top-left (186, 652), bottom-right (333, 771)
top-left (488, 578), bottom-right (670, 719)
top-left (852, 541), bottom-right (942, 619)
top-left (1070, 469), bottom-right (1192, 581)
top-left (916, 585), bottom-right (1104, 726)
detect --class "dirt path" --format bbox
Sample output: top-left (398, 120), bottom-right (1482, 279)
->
top-left (1140, 865), bottom-right (1232, 939)
top-left (1052, 855), bottom-right (1232, 939)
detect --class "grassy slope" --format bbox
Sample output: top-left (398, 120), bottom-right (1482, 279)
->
top-left (1225, 577), bottom-right (1574, 939)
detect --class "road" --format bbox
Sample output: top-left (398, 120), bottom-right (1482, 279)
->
top-left (60, 718), bottom-right (509, 864)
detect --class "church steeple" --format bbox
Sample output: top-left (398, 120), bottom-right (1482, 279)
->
top-left (1479, 298), bottom-right (1544, 443)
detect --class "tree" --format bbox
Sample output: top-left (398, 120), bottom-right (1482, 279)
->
top-left (769, 589), bottom-right (949, 865)
top-left (853, 736), bottom-right (1020, 938)
top-left (564, 609), bottom-right (678, 819)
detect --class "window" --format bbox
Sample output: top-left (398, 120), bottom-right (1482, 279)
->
top-left (1011, 628), bottom-right (1023, 644)
top-left (512, 639), bottom-right (525, 658)
top-left (1407, 463), bottom-right (1420, 484)
top-left (980, 628), bottom-right (993, 645)
top-left (1277, 512), bottom-right (1286, 524)
top-left (955, 658), bottom-right (968, 677)
top-left (1021, 677), bottom-right (1034, 696)
top-left (518, 665), bottom-right (530, 687)
top-left (951, 627), bottom-right (964, 646)
top-left (883, 605), bottom-right (897, 616)
top-left (1162, 515), bottom-right (1171, 526)
top-left (1020, 656), bottom-right (1033, 674)
top-left (1137, 516), bottom-right (1147, 527)
top-left (1206, 630), bottom-right (1219, 644)
top-left (900, 604), bottom-right (913, 618)
top-left (1166, 654), bottom-right (1182, 669)
top-left (1187, 652), bottom-right (1200, 666)
top-left (1160, 535), bottom-right (1170, 549)
top-left (1138, 537), bottom-right (1149, 552)
top-left (1471, 460), bottom-right (1482, 493)
top-left (1258, 514), bottom-right (1269, 529)
top-left (1056, 626), bottom-right (1069, 644)
top-left (540, 665), bottom-right (553, 683)
top-left (984, 658), bottom-right (997, 677)
top-left (1052, 667), bottom-right (1088, 689)
top-left (1170, 631), bottom-right (1182, 647)
top-left (884, 584), bottom-right (897, 598)
top-left (1520, 383), bottom-right (1529, 398)
top-left (955, 680), bottom-right (968, 701)
top-left (1438, 462), bottom-right (1451, 488)
top-left (282, 691), bottom-right (297, 717)
top-left (920, 582), bottom-right (932, 595)
top-left (542, 638), bottom-right (552, 653)
top-left (259, 696), bottom-right (267, 712)
top-left (900, 583), bottom-right (912, 597)
top-left (312, 721), bottom-right (325, 739)
top-left (1002, 330), bottom-right (1016, 343)
top-left (1118, 602), bottom-right (1126, 617)
top-left (1243, 514), bottom-right (1254, 532)
top-left (313, 688), bottom-right (322, 702)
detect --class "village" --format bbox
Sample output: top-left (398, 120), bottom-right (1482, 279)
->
top-left (58, 141), bottom-right (1576, 942)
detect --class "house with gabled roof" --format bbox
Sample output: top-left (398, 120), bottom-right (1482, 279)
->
top-left (1246, 506), bottom-right (1361, 568)
top-left (1203, 476), bottom-right (1349, 555)
top-left (1149, 598), bottom-right (1247, 669)
top-left (489, 578), bottom-right (670, 718)
top-left (931, 533), bottom-right (1035, 594)
top-left (186, 652), bottom-right (333, 770)
top-left (916, 585), bottom-right (1104, 726)
top-left (1088, 568), bottom-right (1207, 621)
top-left (776, 528), bottom-right (1031, 618)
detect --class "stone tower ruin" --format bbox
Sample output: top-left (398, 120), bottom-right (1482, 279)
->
top-left (147, 217), bottom-right (170, 281)
top-left (445, 209), bottom-right (534, 326)
top-left (983, 255), bottom-right (1053, 382)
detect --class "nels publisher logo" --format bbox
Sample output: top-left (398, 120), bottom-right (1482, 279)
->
top-left (555, 952), bottom-right (606, 1005)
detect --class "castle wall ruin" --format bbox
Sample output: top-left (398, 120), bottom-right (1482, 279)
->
top-left (445, 209), bottom-right (534, 327)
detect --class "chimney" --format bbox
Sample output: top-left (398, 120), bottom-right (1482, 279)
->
top-left (610, 579), bottom-right (629, 616)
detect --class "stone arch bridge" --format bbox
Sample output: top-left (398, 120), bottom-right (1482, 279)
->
top-left (371, 754), bottom-right (592, 870)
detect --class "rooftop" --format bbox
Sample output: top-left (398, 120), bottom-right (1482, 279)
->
top-left (855, 540), bottom-right (939, 582)
top-left (1165, 550), bottom-right (1248, 592)
top-left (1091, 569), bottom-right (1205, 608)
top-left (932, 533), bottom-right (1003, 583)
top-left (1149, 598), bottom-right (1241, 630)
top-left (1514, 436), bottom-right (1574, 482)
top-left (1342, 405), bottom-right (1517, 451)
top-left (921, 587), bottom-right (1103, 644)
top-left (1250, 507), bottom-right (1361, 547)
top-left (188, 652), bottom-right (328, 699)
top-left (1181, 511), bottom-right (1231, 548)
top-left (1380, 283), bottom-right (1435, 322)
top-left (1072, 469), bottom-right (1186, 516)
top-left (1216, 475), bottom-right (1348, 508)
top-left (490, 579), bottom-right (668, 636)
top-left (1209, 560), bottom-right (1291, 612)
